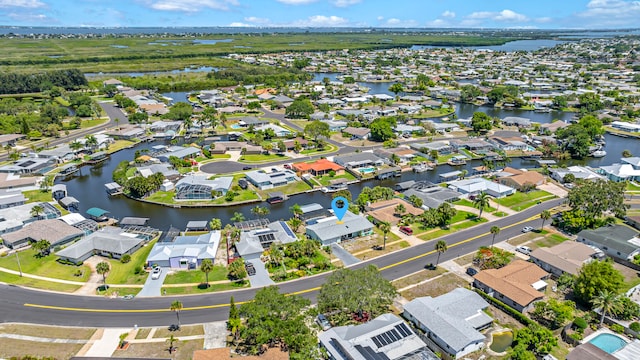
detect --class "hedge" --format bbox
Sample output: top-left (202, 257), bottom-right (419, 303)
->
top-left (473, 288), bottom-right (536, 326)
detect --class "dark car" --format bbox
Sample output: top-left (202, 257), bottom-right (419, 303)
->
top-left (238, 179), bottom-right (248, 189)
top-left (316, 314), bottom-right (332, 331)
top-left (466, 267), bottom-right (478, 276)
top-left (242, 166), bottom-right (252, 170)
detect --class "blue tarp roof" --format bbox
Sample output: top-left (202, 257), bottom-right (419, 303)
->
top-left (86, 207), bottom-right (109, 217)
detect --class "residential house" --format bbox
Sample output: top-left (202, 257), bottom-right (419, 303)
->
top-left (497, 167), bottom-right (546, 190)
top-left (319, 313), bottom-right (438, 360)
top-left (550, 166), bottom-right (604, 183)
top-left (489, 137), bottom-right (529, 151)
top-left (1, 219), bottom-right (83, 249)
top-left (540, 121), bottom-right (570, 133)
top-left (450, 139), bottom-right (495, 153)
top-left (323, 119), bottom-right (348, 132)
top-left (0, 172), bottom-right (38, 191)
top-left (343, 127), bottom-right (371, 140)
top-left (305, 211), bottom-right (374, 245)
top-left (0, 202), bottom-right (60, 235)
top-left (447, 178), bottom-right (516, 198)
top-left (364, 198), bottom-right (423, 225)
top-left (244, 169), bottom-right (299, 190)
top-left (473, 259), bottom-right (549, 312)
top-left (611, 121), bottom-right (640, 133)
top-left (56, 226), bottom-right (148, 264)
top-left (0, 190), bottom-right (26, 209)
top-left (156, 146), bottom-right (201, 163)
top-left (577, 224), bottom-right (640, 261)
top-left (333, 153), bottom-right (384, 169)
top-left (146, 231), bottom-right (221, 269)
top-left (106, 125), bottom-right (145, 140)
top-left (175, 175), bottom-right (233, 199)
top-left (403, 186), bottom-right (462, 209)
top-left (597, 163), bottom-right (640, 182)
top-left (502, 116), bottom-right (532, 128)
top-left (373, 147), bottom-right (419, 164)
top-left (403, 288), bottom-right (493, 359)
top-left (238, 116), bottom-right (270, 127)
top-left (292, 159), bottom-right (344, 177)
top-left (529, 241), bottom-right (599, 277)
top-left (394, 124), bottom-right (423, 135)
top-left (236, 221), bottom-right (297, 260)
top-left (282, 138), bottom-right (309, 152)
top-left (255, 123), bottom-right (292, 137)
top-left (410, 141), bottom-right (453, 155)
top-left (0, 157), bottom-right (56, 174)
top-left (136, 164), bottom-right (180, 181)
top-left (621, 157), bottom-right (640, 169)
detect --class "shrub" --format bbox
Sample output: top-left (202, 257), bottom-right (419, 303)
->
top-left (573, 317), bottom-right (587, 331)
top-left (611, 324), bottom-right (625, 334)
top-left (74, 269), bottom-right (83, 277)
top-left (120, 254), bottom-right (131, 264)
top-left (630, 322), bottom-right (640, 332)
top-left (568, 332), bottom-right (583, 341)
top-left (133, 265), bottom-right (143, 275)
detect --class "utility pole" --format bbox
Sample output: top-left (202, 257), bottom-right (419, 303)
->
top-left (14, 250), bottom-right (22, 277)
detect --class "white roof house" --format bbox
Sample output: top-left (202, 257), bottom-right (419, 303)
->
top-left (403, 288), bottom-right (492, 359)
top-left (146, 231), bottom-right (220, 269)
top-left (598, 164), bottom-right (640, 182)
top-left (305, 211), bottom-right (374, 245)
top-left (447, 178), bottom-right (516, 198)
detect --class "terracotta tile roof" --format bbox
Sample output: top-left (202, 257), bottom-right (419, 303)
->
top-left (292, 158), bottom-right (343, 172)
top-left (473, 260), bottom-right (548, 308)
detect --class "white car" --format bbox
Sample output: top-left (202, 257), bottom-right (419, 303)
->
top-left (522, 226), bottom-right (534, 233)
top-left (151, 267), bottom-right (162, 280)
top-left (516, 246), bottom-right (532, 255)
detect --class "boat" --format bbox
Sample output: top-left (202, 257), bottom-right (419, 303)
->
top-left (534, 108), bottom-right (552, 113)
top-left (412, 163), bottom-right (433, 173)
top-left (447, 156), bottom-right (467, 166)
top-left (590, 150), bottom-right (607, 158)
top-left (321, 183), bottom-right (348, 193)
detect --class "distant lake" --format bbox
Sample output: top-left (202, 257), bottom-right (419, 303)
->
top-left (85, 66), bottom-right (217, 78)
top-left (411, 39), bottom-right (566, 52)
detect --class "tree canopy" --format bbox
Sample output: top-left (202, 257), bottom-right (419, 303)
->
top-left (471, 112), bottom-right (493, 132)
top-left (303, 120), bottom-right (330, 142)
top-left (369, 117), bottom-right (397, 142)
top-left (564, 179), bottom-right (627, 230)
top-left (285, 98), bottom-right (314, 118)
top-left (573, 260), bottom-right (624, 305)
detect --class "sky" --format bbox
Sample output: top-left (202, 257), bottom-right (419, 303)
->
top-left (1, 0), bottom-right (639, 29)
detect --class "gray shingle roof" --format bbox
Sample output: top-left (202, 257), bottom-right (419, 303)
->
top-left (305, 212), bottom-right (374, 242)
top-left (56, 226), bottom-right (145, 261)
top-left (578, 225), bottom-right (640, 256)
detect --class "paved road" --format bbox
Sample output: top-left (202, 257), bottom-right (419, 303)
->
top-left (0, 199), bottom-right (562, 328)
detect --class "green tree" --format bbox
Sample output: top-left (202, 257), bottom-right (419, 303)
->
top-left (285, 97), bottom-right (314, 118)
top-left (32, 239), bottom-right (51, 257)
top-left (394, 203), bottom-right (406, 217)
top-left (170, 300), bottom-right (183, 327)
top-left (511, 324), bottom-right (557, 356)
top-left (566, 179), bottom-right (627, 227)
top-left (473, 192), bottom-right (491, 218)
top-left (408, 195), bottom-right (423, 208)
top-left (200, 258), bottom-right (214, 288)
top-left (96, 261), bottom-right (110, 284)
top-left (592, 289), bottom-right (622, 326)
top-left (289, 203), bottom-right (303, 219)
top-left (303, 120), bottom-right (330, 143)
top-left (40, 175), bottom-right (54, 192)
top-left (388, 83), bottom-right (404, 97)
top-left (623, 149), bottom-right (633, 158)
top-left (574, 260), bottom-right (624, 305)
top-left (531, 299), bottom-right (576, 329)
top-left (318, 265), bottom-right (397, 325)
top-left (230, 212), bottom-right (245, 223)
top-left (228, 258), bottom-right (247, 281)
top-left (167, 334), bottom-right (177, 354)
top-left (84, 134), bottom-right (98, 151)
top-left (378, 221), bottom-right (391, 250)
top-left (209, 218), bottom-right (222, 230)
top-left (434, 240), bottom-right (447, 267)
top-left (288, 217), bottom-right (303, 233)
top-left (163, 102), bottom-right (193, 121)
top-left (490, 226), bottom-right (500, 248)
top-left (369, 117), bottom-right (396, 142)
top-left (30, 204), bottom-right (44, 218)
top-left (471, 111), bottom-right (493, 133)
top-left (540, 210), bottom-right (551, 230)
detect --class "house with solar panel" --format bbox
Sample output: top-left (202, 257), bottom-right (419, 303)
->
top-left (403, 288), bottom-right (493, 359)
top-left (235, 221), bottom-right (297, 261)
top-left (305, 211), bottom-right (374, 246)
top-left (318, 313), bottom-right (439, 360)
top-left (174, 175), bottom-right (233, 200)
top-left (146, 231), bottom-right (221, 269)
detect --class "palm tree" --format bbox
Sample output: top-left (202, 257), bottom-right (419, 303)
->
top-left (540, 210), bottom-right (551, 230)
top-left (85, 134), bottom-right (98, 151)
top-left (30, 204), bottom-right (44, 218)
top-left (434, 240), bottom-right (448, 267)
top-left (170, 300), bottom-right (183, 327)
top-left (379, 222), bottom-right (391, 250)
top-left (200, 259), bottom-right (214, 288)
top-left (490, 226), bottom-right (500, 248)
top-left (96, 261), bottom-right (110, 284)
top-left (473, 192), bottom-right (491, 219)
top-left (289, 204), bottom-right (303, 219)
top-left (69, 140), bottom-right (84, 153)
top-left (459, 169), bottom-right (468, 180)
top-left (394, 204), bottom-right (406, 217)
top-left (167, 334), bottom-right (177, 354)
top-left (591, 290), bottom-right (622, 326)
top-left (33, 239), bottom-right (51, 257)
top-left (230, 212), bottom-right (245, 223)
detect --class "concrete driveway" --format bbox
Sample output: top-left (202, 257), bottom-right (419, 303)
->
top-left (331, 243), bottom-right (361, 266)
top-left (245, 259), bottom-right (275, 288)
top-left (136, 267), bottom-right (169, 297)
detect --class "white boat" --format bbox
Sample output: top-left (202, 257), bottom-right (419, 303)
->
top-left (591, 150), bottom-right (606, 158)
top-left (412, 163), bottom-right (432, 173)
top-left (321, 183), bottom-right (348, 193)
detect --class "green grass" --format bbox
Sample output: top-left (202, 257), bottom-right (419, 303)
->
top-left (238, 153), bottom-right (290, 163)
top-left (125, 167), bottom-right (137, 178)
top-left (0, 248), bottom-right (90, 281)
top-left (162, 280), bottom-right (248, 295)
top-left (163, 265), bottom-right (228, 284)
top-left (22, 189), bottom-right (51, 203)
top-left (80, 118), bottom-right (109, 128)
top-left (418, 218), bottom-right (488, 241)
top-left (494, 190), bottom-right (555, 211)
top-left (493, 211), bottom-right (508, 217)
top-left (627, 182), bottom-right (640, 191)
top-left (373, 226), bottom-right (401, 242)
top-left (106, 238), bottom-right (158, 284)
top-left (107, 139), bottom-right (137, 154)
top-left (316, 172), bottom-right (356, 186)
top-left (0, 271), bottom-right (81, 292)
top-left (453, 199), bottom-right (496, 212)
top-left (299, 143), bottom-right (338, 155)
top-left (145, 191), bottom-right (175, 204)
top-left (534, 234), bottom-right (569, 248)
top-left (96, 286), bottom-right (140, 297)
top-left (256, 180), bottom-right (312, 197)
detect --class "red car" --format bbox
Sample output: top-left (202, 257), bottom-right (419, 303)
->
top-left (399, 226), bottom-right (413, 235)
top-left (283, 164), bottom-right (292, 169)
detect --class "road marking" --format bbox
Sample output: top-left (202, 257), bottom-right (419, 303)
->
top-left (23, 206), bottom-right (557, 313)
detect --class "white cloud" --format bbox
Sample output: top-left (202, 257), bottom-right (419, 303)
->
top-left (144, 0), bottom-right (239, 12)
top-left (386, 18), bottom-right (400, 25)
top-left (467, 11), bottom-right (493, 20)
top-left (441, 10), bottom-right (455, 18)
top-left (426, 18), bottom-right (451, 27)
top-left (228, 22), bottom-right (254, 27)
top-left (330, 0), bottom-right (361, 7)
top-left (494, 9), bottom-right (528, 22)
top-left (244, 16), bottom-right (270, 24)
top-left (466, 9), bottom-right (528, 23)
top-left (574, 0), bottom-right (640, 27)
top-left (381, 18), bottom-right (418, 27)
top-left (535, 17), bottom-right (553, 23)
top-left (304, 15), bottom-right (349, 26)
top-left (0, 0), bottom-right (45, 8)
top-left (7, 12), bottom-right (48, 21)
top-left (276, 0), bottom-right (318, 4)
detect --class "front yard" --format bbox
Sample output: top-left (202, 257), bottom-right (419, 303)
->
top-left (106, 238), bottom-right (158, 284)
top-left (163, 265), bottom-right (228, 284)
top-left (238, 153), bottom-right (290, 163)
top-left (494, 190), bottom-right (555, 211)
top-left (0, 248), bottom-right (91, 282)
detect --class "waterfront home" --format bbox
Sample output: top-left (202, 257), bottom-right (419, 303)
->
top-left (342, 127), bottom-right (371, 140)
top-left (292, 159), bottom-right (344, 176)
top-left (156, 146), bottom-right (201, 163)
top-left (529, 241), bottom-right (599, 277)
top-left (146, 231), bottom-right (221, 269)
top-left (58, 196), bottom-right (79, 212)
top-left (0, 157), bottom-right (55, 174)
top-left (319, 313), bottom-right (438, 360)
top-left (236, 221), bottom-right (297, 260)
top-left (447, 178), bottom-right (516, 198)
top-left (410, 141), bottom-right (453, 155)
top-left (37, 145), bottom-right (77, 162)
top-left (56, 226), bottom-right (148, 264)
top-left (540, 120), bottom-right (570, 133)
top-left (364, 198), bottom-right (423, 225)
top-left (611, 120), bottom-right (640, 133)
top-left (305, 211), bottom-right (374, 245)
top-left (175, 175), bottom-right (233, 199)
top-left (550, 166), bottom-right (604, 183)
top-left (1, 218), bottom-right (83, 249)
top-left (502, 116), bottom-right (532, 128)
top-left (244, 169), bottom-right (299, 190)
top-left (473, 260), bottom-right (549, 313)
top-left (403, 288), bottom-right (493, 359)
top-left (597, 163), bottom-right (640, 182)
top-left (149, 120), bottom-right (182, 137)
top-left (489, 136), bottom-right (529, 151)
top-left (255, 123), bottom-right (292, 137)
top-left (394, 124), bottom-right (423, 135)
top-left (0, 172), bottom-right (38, 190)
top-left (105, 124), bottom-right (145, 140)
top-left (373, 147), bottom-right (419, 164)
top-left (497, 167), bottom-right (546, 190)
top-left (0, 190), bottom-right (26, 209)
top-left (450, 139), bottom-right (495, 153)
top-left (238, 116), bottom-right (270, 127)
top-left (333, 152), bottom-right (384, 169)
top-left (577, 224), bottom-right (640, 261)
top-left (136, 164), bottom-right (180, 181)
top-left (0, 202), bottom-right (60, 235)
top-left (403, 185), bottom-right (461, 209)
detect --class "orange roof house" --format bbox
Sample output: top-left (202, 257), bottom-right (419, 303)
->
top-left (292, 159), bottom-right (344, 176)
top-left (498, 167), bottom-right (545, 190)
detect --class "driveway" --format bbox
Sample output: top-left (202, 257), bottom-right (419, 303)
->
top-left (136, 267), bottom-right (169, 297)
top-left (245, 259), bottom-right (275, 288)
top-left (331, 243), bottom-right (361, 266)
top-left (200, 161), bottom-right (252, 174)
top-left (538, 183), bottom-right (568, 198)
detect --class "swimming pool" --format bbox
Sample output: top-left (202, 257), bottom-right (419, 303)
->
top-left (231, 124), bottom-right (243, 129)
top-left (588, 333), bottom-right (628, 354)
top-left (359, 167), bottom-right (376, 174)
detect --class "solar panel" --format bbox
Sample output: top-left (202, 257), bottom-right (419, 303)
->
top-left (280, 221), bottom-right (296, 238)
top-left (372, 337), bottom-right (383, 348)
top-left (395, 323), bottom-right (412, 338)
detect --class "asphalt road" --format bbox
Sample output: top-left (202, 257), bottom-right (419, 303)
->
top-left (0, 198), bottom-right (563, 328)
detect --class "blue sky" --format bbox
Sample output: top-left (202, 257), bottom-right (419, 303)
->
top-left (1, 0), bottom-right (638, 29)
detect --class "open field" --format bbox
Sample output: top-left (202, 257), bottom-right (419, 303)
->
top-left (494, 190), bottom-right (555, 211)
top-left (112, 339), bottom-right (204, 360)
top-left (0, 339), bottom-right (85, 359)
top-left (0, 323), bottom-right (96, 340)
top-left (400, 273), bottom-right (470, 300)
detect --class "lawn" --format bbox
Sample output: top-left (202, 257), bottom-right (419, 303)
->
top-left (112, 339), bottom-right (204, 360)
top-left (22, 189), bottom-right (52, 203)
top-left (153, 325), bottom-right (204, 339)
top-left (0, 339), bottom-right (84, 360)
top-left (453, 199), bottom-right (496, 212)
top-left (145, 191), bottom-right (176, 204)
top-left (400, 273), bottom-right (470, 300)
top-left (163, 266), bottom-right (228, 284)
top-left (0, 324), bottom-right (96, 340)
top-left (106, 238), bottom-right (158, 284)
top-left (0, 271), bottom-right (81, 292)
top-left (533, 233), bottom-right (569, 248)
top-left (81, 118), bottom-right (109, 128)
top-left (493, 190), bottom-right (555, 211)
top-left (107, 139), bottom-right (138, 154)
top-left (392, 267), bottom-right (448, 290)
top-left (299, 143), bottom-right (338, 155)
top-left (162, 280), bottom-right (248, 295)
top-left (627, 182), bottom-right (640, 191)
top-left (239, 153), bottom-right (290, 163)
top-left (418, 218), bottom-right (488, 241)
top-left (96, 286), bottom-right (140, 297)
top-left (316, 172), bottom-right (356, 186)
top-left (0, 248), bottom-right (90, 281)
top-left (256, 180), bottom-right (312, 198)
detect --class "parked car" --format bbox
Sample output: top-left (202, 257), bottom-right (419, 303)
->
top-left (466, 267), bottom-right (478, 276)
top-left (399, 226), bottom-right (413, 235)
top-left (151, 267), bottom-right (162, 280)
top-left (522, 226), bottom-right (534, 233)
top-left (242, 166), bottom-right (252, 170)
top-left (516, 246), bottom-right (532, 255)
top-left (316, 314), bottom-right (332, 331)
top-left (245, 262), bottom-right (256, 276)
top-left (238, 179), bottom-right (248, 189)
top-left (283, 164), bottom-right (292, 169)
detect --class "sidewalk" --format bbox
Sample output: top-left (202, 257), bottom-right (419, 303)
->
top-left (81, 328), bottom-right (131, 357)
